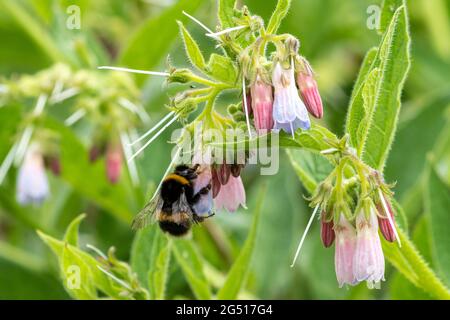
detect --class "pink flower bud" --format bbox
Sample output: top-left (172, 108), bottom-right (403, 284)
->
top-left (376, 194), bottom-right (396, 243)
top-left (214, 175), bottom-right (246, 212)
top-left (89, 145), bottom-right (101, 162)
top-left (250, 76), bottom-right (274, 133)
top-left (353, 210), bottom-right (385, 289)
top-left (211, 167), bottom-right (221, 198)
top-left (243, 90), bottom-right (253, 115)
top-left (334, 214), bottom-right (357, 287)
top-left (230, 164), bottom-right (243, 178)
top-left (106, 144), bottom-right (122, 184)
top-left (321, 215), bottom-right (335, 248)
top-left (48, 156), bottom-right (61, 176)
top-left (217, 164), bottom-right (231, 185)
top-left (296, 60), bottom-right (323, 119)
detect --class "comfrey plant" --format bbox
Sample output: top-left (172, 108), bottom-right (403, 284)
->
top-left (36, 0), bottom-right (450, 300)
top-left (99, 0), bottom-right (406, 289)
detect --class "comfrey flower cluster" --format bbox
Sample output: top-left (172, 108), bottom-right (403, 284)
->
top-left (97, 6), bottom-right (323, 216)
top-left (291, 137), bottom-right (400, 289)
top-left (0, 64), bottom-right (147, 206)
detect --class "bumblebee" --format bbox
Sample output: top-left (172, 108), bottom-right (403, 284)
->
top-left (132, 164), bottom-right (214, 236)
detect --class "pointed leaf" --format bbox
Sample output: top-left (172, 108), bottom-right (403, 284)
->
top-left (178, 21), bottom-right (207, 72)
top-left (267, 0), bottom-right (291, 34)
top-left (173, 238), bottom-right (211, 299)
top-left (218, 0), bottom-right (237, 29)
top-left (63, 214), bottom-right (86, 247)
top-left (207, 54), bottom-right (238, 85)
top-left (362, 4), bottom-right (411, 170)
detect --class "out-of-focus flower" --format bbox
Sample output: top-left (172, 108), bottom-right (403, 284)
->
top-left (16, 146), bottom-right (50, 205)
top-left (250, 75), bottom-right (274, 133)
top-left (272, 62), bottom-right (310, 135)
top-left (334, 214), bottom-right (357, 288)
top-left (46, 155), bottom-right (61, 176)
top-left (353, 209), bottom-right (385, 289)
top-left (296, 58), bottom-right (323, 119)
top-left (214, 175), bottom-right (246, 212)
top-left (106, 143), bottom-right (123, 184)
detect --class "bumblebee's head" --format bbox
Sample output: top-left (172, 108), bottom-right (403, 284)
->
top-left (174, 164), bottom-right (198, 180)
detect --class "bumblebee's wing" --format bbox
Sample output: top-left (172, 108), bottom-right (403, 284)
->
top-left (131, 196), bottom-right (163, 230)
top-left (171, 191), bottom-right (196, 225)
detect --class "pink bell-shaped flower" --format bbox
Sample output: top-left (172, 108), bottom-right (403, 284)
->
top-left (214, 175), bottom-right (246, 212)
top-left (353, 209), bottom-right (385, 289)
top-left (334, 214), bottom-right (357, 287)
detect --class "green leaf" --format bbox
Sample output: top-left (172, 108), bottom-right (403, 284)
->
top-left (218, 0), bottom-right (237, 29)
top-left (206, 54), bottom-right (238, 85)
top-left (119, 0), bottom-right (203, 85)
top-left (211, 125), bottom-right (338, 155)
top-left (216, 184), bottom-right (266, 299)
top-left (63, 214), bottom-right (86, 247)
top-left (172, 238), bottom-right (211, 300)
top-left (148, 234), bottom-right (171, 300)
top-left (267, 0), bottom-right (291, 34)
top-left (425, 165), bottom-right (450, 286)
top-left (130, 225), bottom-right (158, 290)
top-left (362, 4), bottom-right (411, 171)
top-left (178, 21), bottom-right (207, 72)
top-left (379, 0), bottom-right (404, 34)
top-left (345, 47), bottom-right (378, 149)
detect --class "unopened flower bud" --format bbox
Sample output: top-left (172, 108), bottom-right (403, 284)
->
top-left (376, 195), bottom-right (396, 243)
top-left (296, 58), bottom-right (323, 119)
top-left (89, 145), bottom-right (102, 163)
top-left (217, 164), bottom-right (231, 185)
top-left (321, 214), bottom-right (335, 248)
top-left (47, 156), bottom-right (61, 176)
top-left (250, 76), bottom-right (274, 133)
top-left (106, 144), bottom-right (122, 184)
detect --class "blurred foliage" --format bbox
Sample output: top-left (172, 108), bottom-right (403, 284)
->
top-left (0, 0), bottom-right (450, 300)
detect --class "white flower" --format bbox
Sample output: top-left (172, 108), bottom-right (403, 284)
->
top-left (353, 209), bottom-right (385, 289)
top-left (16, 146), bottom-right (49, 205)
top-left (272, 61), bottom-right (310, 135)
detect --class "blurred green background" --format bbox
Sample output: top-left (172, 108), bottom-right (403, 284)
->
top-left (0, 0), bottom-right (449, 299)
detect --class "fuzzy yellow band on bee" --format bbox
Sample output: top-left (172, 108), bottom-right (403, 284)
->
top-left (165, 174), bottom-right (190, 185)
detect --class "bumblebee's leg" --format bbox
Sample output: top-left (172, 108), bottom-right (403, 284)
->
top-left (191, 183), bottom-right (211, 203)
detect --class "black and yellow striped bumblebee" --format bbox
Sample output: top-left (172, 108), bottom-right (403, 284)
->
top-left (132, 164), bottom-right (214, 236)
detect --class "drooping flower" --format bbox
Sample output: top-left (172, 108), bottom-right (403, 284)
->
top-left (106, 143), bottom-right (123, 184)
top-left (272, 61), bottom-right (310, 135)
top-left (353, 209), bottom-right (385, 289)
top-left (334, 214), bottom-right (357, 288)
top-left (250, 75), bottom-right (274, 133)
top-left (16, 146), bottom-right (50, 205)
top-left (214, 174), bottom-right (246, 212)
top-left (296, 58), bottom-right (323, 119)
